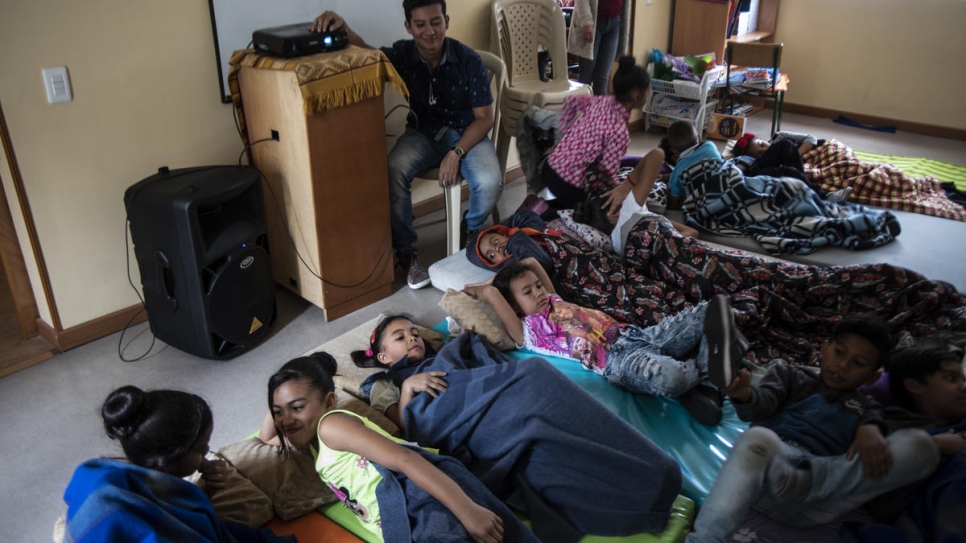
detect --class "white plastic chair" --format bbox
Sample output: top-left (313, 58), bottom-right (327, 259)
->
top-left (490, 0), bottom-right (591, 178)
top-left (403, 50), bottom-right (507, 256)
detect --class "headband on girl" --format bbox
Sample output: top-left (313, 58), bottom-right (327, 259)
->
top-left (366, 327), bottom-right (378, 358)
top-left (733, 132), bottom-right (757, 156)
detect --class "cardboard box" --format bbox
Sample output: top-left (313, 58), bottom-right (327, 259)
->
top-left (706, 113), bottom-right (746, 141)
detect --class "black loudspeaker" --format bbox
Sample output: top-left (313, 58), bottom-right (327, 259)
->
top-left (124, 165), bottom-right (276, 360)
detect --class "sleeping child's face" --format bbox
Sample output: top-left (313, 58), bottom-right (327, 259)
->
top-left (509, 270), bottom-right (550, 316)
top-left (479, 232), bottom-right (510, 266)
top-left (746, 139), bottom-right (771, 158)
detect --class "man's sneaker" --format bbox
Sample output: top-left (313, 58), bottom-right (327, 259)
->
top-left (678, 384), bottom-right (724, 426)
top-left (825, 186), bottom-right (852, 203)
top-left (705, 295), bottom-right (746, 390)
top-left (399, 253), bottom-right (431, 290)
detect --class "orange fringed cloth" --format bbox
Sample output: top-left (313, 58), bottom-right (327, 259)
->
top-left (227, 46), bottom-right (409, 148)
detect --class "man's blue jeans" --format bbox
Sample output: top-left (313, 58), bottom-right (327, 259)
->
top-left (387, 127), bottom-right (503, 256)
top-left (604, 301), bottom-right (709, 398)
top-left (578, 16), bottom-right (622, 96)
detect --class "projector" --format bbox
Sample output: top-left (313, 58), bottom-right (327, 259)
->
top-left (252, 23), bottom-right (349, 58)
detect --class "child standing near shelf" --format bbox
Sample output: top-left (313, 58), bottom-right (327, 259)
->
top-left (466, 257), bottom-right (747, 426)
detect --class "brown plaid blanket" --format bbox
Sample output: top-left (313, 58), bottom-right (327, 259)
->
top-left (803, 139), bottom-right (966, 222)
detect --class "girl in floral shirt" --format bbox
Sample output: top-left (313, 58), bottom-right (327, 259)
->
top-left (466, 257), bottom-right (739, 426)
top-left (543, 55), bottom-right (652, 212)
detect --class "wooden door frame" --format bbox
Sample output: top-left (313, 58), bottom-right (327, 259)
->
top-left (0, 101), bottom-right (52, 338)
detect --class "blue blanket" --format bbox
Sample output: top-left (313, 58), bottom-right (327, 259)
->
top-left (63, 458), bottom-right (290, 543)
top-left (402, 333), bottom-right (683, 540)
top-left (374, 445), bottom-right (540, 543)
top-left (677, 141), bottom-right (901, 255)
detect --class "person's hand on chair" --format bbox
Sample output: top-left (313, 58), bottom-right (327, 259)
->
top-left (439, 150), bottom-right (462, 187)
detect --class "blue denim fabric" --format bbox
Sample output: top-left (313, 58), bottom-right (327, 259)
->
top-left (578, 16), bottom-right (622, 96)
top-left (387, 127), bottom-right (503, 255)
top-left (603, 301), bottom-right (709, 398)
top-left (686, 427), bottom-right (939, 543)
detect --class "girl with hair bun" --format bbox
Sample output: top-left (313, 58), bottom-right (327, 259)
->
top-left (539, 55), bottom-right (652, 212)
top-left (63, 386), bottom-right (291, 543)
top-left (262, 352), bottom-right (539, 543)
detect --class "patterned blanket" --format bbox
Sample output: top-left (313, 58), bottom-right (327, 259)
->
top-left (677, 142), bottom-right (901, 255)
top-left (804, 140), bottom-right (966, 222)
top-left (536, 217), bottom-right (966, 368)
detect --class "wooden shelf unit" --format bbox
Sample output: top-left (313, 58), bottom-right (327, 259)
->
top-left (671, 0), bottom-right (779, 62)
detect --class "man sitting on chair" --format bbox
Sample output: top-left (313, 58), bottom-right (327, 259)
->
top-left (313, 0), bottom-right (503, 289)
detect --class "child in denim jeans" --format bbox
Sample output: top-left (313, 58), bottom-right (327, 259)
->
top-left (464, 257), bottom-right (744, 426)
top-left (686, 316), bottom-right (940, 543)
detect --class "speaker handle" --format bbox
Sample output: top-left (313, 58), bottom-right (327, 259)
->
top-left (155, 251), bottom-right (178, 312)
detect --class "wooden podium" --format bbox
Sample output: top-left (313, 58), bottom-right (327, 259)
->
top-left (230, 47), bottom-right (408, 320)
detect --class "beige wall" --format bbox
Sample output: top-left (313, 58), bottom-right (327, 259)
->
top-left (1, 0), bottom-right (241, 328)
top-left (777, 0), bottom-right (966, 130)
top-left (0, 0), bottom-right (961, 335)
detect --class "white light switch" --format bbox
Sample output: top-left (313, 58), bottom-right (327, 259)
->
top-left (42, 67), bottom-right (72, 103)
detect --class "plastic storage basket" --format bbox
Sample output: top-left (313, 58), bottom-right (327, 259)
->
top-left (647, 66), bottom-right (722, 100)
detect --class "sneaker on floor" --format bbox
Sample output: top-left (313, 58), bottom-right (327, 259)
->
top-left (399, 253), bottom-right (431, 290)
top-left (678, 384), bottom-right (724, 426)
top-left (825, 186), bottom-right (852, 203)
top-left (705, 294), bottom-right (746, 390)
top-left (459, 210), bottom-right (479, 249)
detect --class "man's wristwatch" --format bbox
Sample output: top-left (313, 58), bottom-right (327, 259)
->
top-left (452, 146), bottom-right (465, 160)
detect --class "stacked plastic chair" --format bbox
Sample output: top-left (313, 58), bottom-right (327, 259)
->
top-left (491, 0), bottom-right (591, 175)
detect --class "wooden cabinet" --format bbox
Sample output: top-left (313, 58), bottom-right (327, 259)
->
top-left (235, 50), bottom-right (396, 321)
top-left (671, 0), bottom-right (779, 62)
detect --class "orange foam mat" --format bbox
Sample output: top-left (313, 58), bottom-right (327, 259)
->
top-left (264, 512), bottom-right (365, 543)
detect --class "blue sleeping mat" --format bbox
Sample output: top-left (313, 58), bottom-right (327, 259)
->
top-left (505, 350), bottom-right (747, 506)
top-left (431, 321), bottom-right (747, 506)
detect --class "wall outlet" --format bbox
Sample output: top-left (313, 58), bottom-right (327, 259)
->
top-left (42, 67), bottom-right (72, 104)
